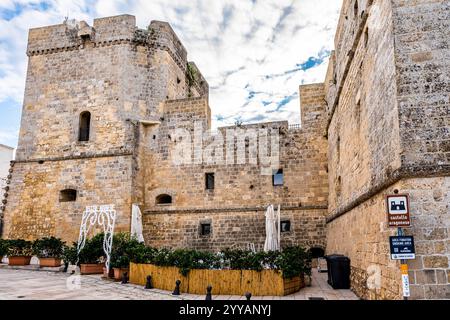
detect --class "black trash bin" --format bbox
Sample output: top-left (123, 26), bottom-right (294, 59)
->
top-left (325, 255), bottom-right (351, 289)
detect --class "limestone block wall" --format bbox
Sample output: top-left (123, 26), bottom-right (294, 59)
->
top-left (3, 15), bottom-right (210, 241)
top-left (392, 0), bottom-right (450, 169)
top-left (139, 85), bottom-right (328, 250)
top-left (324, 0), bottom-right (449, 300)
top-left (3, 156), bottom-right (133, 242)
top-left (142, 208), bottom-right (327, 251)
top-left (327, 177), bottom-right (449, 300)
top-left (327, 0), bottom-right (401, 215)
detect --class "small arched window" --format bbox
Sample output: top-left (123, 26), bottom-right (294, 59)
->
top-left (59, 189), bottom-right (77, 202)
top-left (156, 194), bottom-right (172, 205)
top-left (309, 247), bottom-right (325, 259)
top-left (79, 111), bottom-right (91, 142)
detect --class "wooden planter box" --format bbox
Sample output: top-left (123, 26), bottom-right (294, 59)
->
top-left (8, 256), bottom-right (32, 266)
top-left (80, 263), bottom-right (104, 275)
top-left (39, 258), bottom-right (62, 268)
top-left (113, 268), bottom-right (129, 281)
top-left (130, 263), bottom-right (305, 296)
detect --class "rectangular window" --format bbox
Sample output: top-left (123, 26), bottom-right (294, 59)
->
top-left (272, 169), bottom-right (284, 186)
top-left (201, 223), bottom-right (211, 236)
top-left (205, 173), bottom-right (215, 190)
top-left (281, 220), bottom-right (291, 233)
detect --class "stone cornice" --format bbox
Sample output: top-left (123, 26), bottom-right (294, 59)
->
top-left (144, 205), bottom-right (328, 215)
top-left (326, 164), bottom-right (450, 224)
top-left (13, 151), bottom-right (133, 164)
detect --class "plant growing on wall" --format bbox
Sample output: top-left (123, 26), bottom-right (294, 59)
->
top-left (186, 63), bottom-right (197, 97)
top-left (32, 237), bottom-right (65, 259)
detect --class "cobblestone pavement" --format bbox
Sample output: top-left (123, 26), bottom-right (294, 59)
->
top-left (0, 267), bottom-right (358, 300)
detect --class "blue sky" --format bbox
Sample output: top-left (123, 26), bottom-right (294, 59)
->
top-left (0, 0), bottom-right (342, 148)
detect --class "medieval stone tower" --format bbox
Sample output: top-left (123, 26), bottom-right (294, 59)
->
top-left (2, 15), bottom-right (208, 241)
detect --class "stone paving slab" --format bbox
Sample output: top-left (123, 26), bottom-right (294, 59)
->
top-left (0, 267), bottom-right (359, 300)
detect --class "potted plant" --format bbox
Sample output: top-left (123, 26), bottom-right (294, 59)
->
top-left (78, 233), bottom-right (106, 274)
top-left (110, 233), bottom-right (137, 281)
top-left (32, 237), bottom-right (65, 267)
top-left (61, 243), bottom-right (78, 272)
top-left (6, 239), bottom-right (33, 266)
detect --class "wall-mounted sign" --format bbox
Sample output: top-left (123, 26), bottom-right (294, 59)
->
top-left (390, 236), bottom-right (415, 260)
top-left (386, 195), bottom-right (411, 227)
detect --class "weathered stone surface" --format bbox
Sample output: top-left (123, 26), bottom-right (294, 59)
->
top-left (324, 0), bottom-right (449, 300)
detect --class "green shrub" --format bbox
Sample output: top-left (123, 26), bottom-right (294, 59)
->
top-left (124, 245), bottom-right (310, 278)
top-left (277, 246), bottom-right (312, 279)
top-left (62, 243), bottom-right (79, 265)
top-left (32, 237), bottom-right (65, 259)
top-left (110, 233), bottom-right (144, 269)
top-left (0, 239), bottom-right (7, 258)
top-left (78, 233), bottom-right (106, 264)
top-left (6, 239), bottom-right (33, 257)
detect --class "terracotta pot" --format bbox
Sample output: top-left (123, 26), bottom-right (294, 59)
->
top-left (39, 258), bottom-right (62, 268)
top-left (8, 256), bottom-right (32, 266)
top-left (103, 267), bottom-right (114, 278)
top-left (113, 267), bottom-right (129, 280)
top-left (80, 263), bottom-right (104, 275)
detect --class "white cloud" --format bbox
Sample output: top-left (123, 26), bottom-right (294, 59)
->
top-left (0, 0), bottom-right (342, 144)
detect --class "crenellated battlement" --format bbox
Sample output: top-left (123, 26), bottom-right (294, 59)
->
top-left (26, 15), bottom-right (189, 73)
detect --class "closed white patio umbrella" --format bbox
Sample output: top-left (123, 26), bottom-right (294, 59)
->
top-left (131, 204), bottom-right (145, 243)
top-left (264, 205), bottom-right (280, 252)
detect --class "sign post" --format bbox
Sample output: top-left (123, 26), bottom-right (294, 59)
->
top-left (400, 263), bottom-right (410, 299)
top-left (386, 194), bottom-right (413, 300)
top-left (387, 195), bottom-right (411, 227)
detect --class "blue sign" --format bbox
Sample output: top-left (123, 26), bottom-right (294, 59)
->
top-left (390, 236), bottom-right (415, 260)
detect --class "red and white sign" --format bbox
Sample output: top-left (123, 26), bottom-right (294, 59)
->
top-left (386, 195), bottom-right (411, 227)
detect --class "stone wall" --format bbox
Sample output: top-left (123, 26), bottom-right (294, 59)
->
top-left (142, 208), bottom-right (327, 251)
top-left (327, 177), bottom-right (449, 300)
top-left (3, 14), bottom-right (208, 242)
top-left (392, 0), bottom-right (450, 170)
top-left (324, 0), bottom-right (449, 300)
top-left (326, 0), bottom-right (401, 215)
top-left (140, 84), bottom-right (329, 250)
top-left (3, 156), bottom-right (133, 242)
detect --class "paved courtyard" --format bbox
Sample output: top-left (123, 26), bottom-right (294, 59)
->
top-left (0, 267), bottom-right (358, 300)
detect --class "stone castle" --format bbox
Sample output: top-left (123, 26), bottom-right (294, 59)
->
top-left (1, 0), bottom-right (448, 300)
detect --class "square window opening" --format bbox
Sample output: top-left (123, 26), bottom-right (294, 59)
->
top-left (281, 220), bottom-right (291, 233)
top-left (201, 223), bottom-right (211, 236)
top-left (273, 169), bottom-right (284, 186)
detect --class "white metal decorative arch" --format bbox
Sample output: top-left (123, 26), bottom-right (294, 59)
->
top-left (77, 205), bottom-right (117, 272)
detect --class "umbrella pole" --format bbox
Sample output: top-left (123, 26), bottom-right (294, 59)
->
top-left (277, 205), bottom-right (281, 251)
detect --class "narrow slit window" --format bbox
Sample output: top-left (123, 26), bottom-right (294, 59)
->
top-left (79, 111), bottom-right (91, 142)
top-left (205, 173), bottom-right (215, 190)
